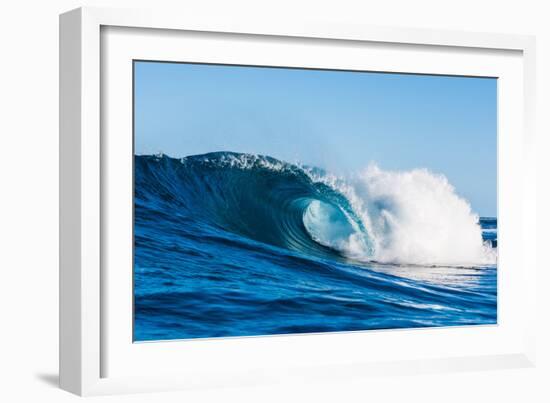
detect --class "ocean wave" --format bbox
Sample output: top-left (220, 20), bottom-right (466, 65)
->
top-left (135, 152), bottom-right (496, 267)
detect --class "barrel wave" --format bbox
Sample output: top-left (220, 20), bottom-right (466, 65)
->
top-left (134, 152), bottom-right (497, 341)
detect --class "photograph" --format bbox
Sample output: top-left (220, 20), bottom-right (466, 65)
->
top-left (133, 60), bottom-right (498, 342)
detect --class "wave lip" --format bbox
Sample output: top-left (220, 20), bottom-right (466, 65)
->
top-left (135, 152), bottom-right (496, 267)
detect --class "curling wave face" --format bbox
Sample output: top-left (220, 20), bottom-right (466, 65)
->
top-left (135, 152), bottom-right (496, 267)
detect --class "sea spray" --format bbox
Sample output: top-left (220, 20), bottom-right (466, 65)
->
top-left (350, 164), bottom-right (496, 265)
top-left (303, 163), bottom-right (496, 266)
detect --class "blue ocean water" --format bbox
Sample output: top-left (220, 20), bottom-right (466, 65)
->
top-left (134, 152), bottom-right (497, 342)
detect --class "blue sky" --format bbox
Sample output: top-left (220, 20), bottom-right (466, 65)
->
top-left (134, 61), bottom-right (497, 216)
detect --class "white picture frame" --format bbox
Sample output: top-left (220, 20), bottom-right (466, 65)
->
top-left (59, 6), bottom-right (537, 396)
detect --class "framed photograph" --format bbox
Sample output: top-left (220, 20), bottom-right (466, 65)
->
top-left (60, 7), bottom-right (537, 396)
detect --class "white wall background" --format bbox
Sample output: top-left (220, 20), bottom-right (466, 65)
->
top-left (0, 0), bottom-right (548, 401)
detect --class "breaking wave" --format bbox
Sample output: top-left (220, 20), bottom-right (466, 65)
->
top-left (135, 152), bottom-right (496, 266)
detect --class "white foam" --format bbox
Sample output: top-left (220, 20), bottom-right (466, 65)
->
top-left (307, 164), bottom-right (497, 266)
